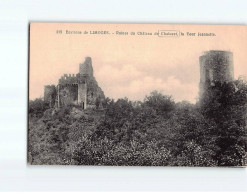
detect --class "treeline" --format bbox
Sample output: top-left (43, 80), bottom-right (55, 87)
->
top-left (28, 79), bottom-right (247, 166)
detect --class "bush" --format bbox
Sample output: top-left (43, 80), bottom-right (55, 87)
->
top-left (144, 90), bottom-right (175, 115)
top-left (28, 82), bottom-right (247, 166)
top-left (29, 98), bottom-right (46, 118)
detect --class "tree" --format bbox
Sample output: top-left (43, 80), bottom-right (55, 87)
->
top-left (93, 98), bottom-right (135, 141)
top-left (29, 98), bottom-right (46, 117)
top-left (200, 79), bottom-right (247, 166)
top-left (144, 90), bottom-right (175, 116)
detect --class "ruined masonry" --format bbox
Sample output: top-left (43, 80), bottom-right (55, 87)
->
top-left (44, 51), bottom-right (234, 108)
top-left (44, 57), bottom-right (105, 109)
top-left (199, 50), bottom-right (234, 98)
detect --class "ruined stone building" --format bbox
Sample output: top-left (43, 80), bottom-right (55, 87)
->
top-left (199, 50), bottom-right (234, 98)
top-left (44, 57), bottom-right (105, 109)
top-left (44, 51), bottom-right (234, 108)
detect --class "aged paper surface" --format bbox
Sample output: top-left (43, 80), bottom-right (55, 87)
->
top-left (28, 23), bottom-right (247, 166)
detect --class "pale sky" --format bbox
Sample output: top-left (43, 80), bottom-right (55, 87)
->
top-left (29, 23), bottom-right (247, 103)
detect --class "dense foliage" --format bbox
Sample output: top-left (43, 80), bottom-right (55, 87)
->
top-left (28, 80), bottom-right (247, 166)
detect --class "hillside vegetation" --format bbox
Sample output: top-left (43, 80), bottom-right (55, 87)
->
top-left (28, 79), bottom-right (247, 166)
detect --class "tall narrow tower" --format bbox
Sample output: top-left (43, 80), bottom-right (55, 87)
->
top-left (79, 57), bottom-right (94, 77)
top-left (44, 85), bottom-right (56, 108)
top-left (199, 50), bottom-right (234, 98)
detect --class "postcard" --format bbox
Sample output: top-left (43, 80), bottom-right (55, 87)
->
top-left (28, 23), bottom-right (247, 166)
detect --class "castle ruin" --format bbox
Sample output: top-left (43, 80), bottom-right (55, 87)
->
top-left (44, 51), bottom-right (234, 108)
top-left (44, 57), bottom-right (105, 109)
top-left (199, 50), bottom-right (234, 98)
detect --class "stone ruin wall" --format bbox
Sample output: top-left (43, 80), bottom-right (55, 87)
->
top-left (44, 57), bottom-right (105, 109)
top-left (79, 57), bottom-right (93, 77)
top-left (44, 85), bottom-right (56, 107)
top-left (58, 84), bottom-right (78, 107)
top-left (85, 76), bottom-right (105, 108)
top-left (78, 83), bottom-right (87, 109)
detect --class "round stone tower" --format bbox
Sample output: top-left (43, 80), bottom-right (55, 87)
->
top-left (199, 50), bottom-right (234, 98)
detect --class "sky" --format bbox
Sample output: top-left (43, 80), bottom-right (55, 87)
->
top-left (29, 23), bottom-right (247, 103)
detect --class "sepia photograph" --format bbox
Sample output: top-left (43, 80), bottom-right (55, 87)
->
top-left (28, 23), bottom-right (247, 166)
